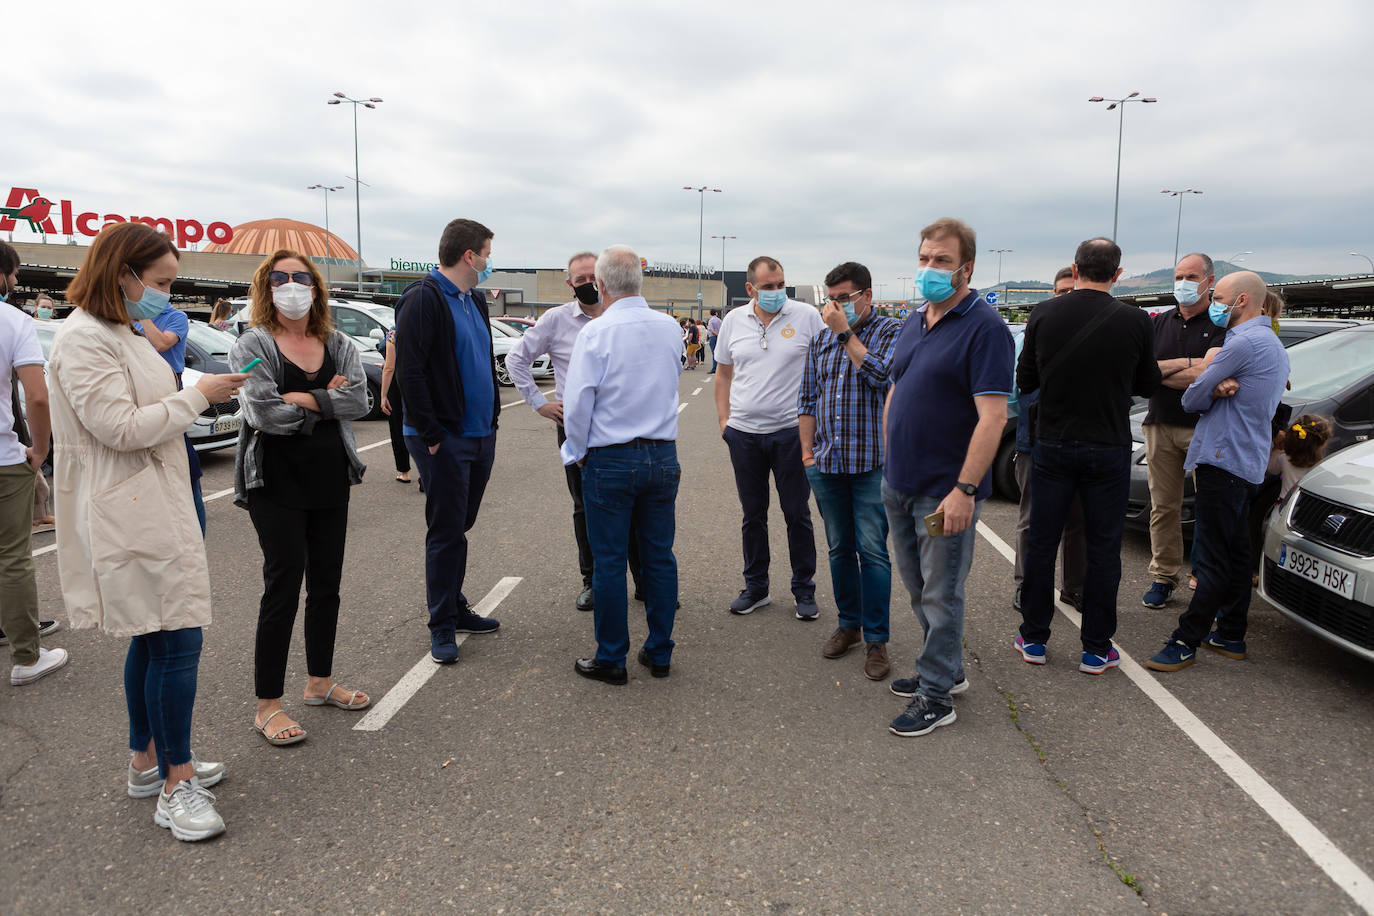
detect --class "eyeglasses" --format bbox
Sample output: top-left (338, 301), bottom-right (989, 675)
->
top-left (268, 270), bottom-right (315, 287)
top-left (824, 289), bottom-right (869, 306)
top-left (758, 324), bottom-right (768, 351)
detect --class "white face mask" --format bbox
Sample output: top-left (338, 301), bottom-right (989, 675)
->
top-left (272, 282), bottom-right (313, 320)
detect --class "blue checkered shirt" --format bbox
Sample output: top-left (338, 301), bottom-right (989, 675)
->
top-left (797, 314), bottom-right (904, 474)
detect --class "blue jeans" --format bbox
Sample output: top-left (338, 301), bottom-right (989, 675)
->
top-left (707, 335), bottom-right (718, 372)
top-left (1173, 464), bottom-right (1258, 647)
top-left (806, 466), bottom-right (890, 642)
top-left (882, 481), bottom-right (979, 702)
top-left (1019, 439), bottom-right (1130, 656)
top-left (125, 627), bottom-right (203, 779)
top-left (722, 425), bottom-right (816, 601)
top-left (581, 441), bottom-right (680, 666)
top-left (406, 432), bottom-right (496, 634)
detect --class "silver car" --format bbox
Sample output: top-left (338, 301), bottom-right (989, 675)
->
top-left (1259, 439), bottom-right (1374, 662)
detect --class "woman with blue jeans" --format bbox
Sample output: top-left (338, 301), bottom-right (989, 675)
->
top-left (48, 222), bottom-right (246, 841)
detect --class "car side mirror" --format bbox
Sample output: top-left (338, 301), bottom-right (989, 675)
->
top-left (369, 328), bottom-right (384, 340)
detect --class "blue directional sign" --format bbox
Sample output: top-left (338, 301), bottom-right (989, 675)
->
top-left (985, 291), bottom-right (999, 305)
top-left (897, 308), bottom-right (909, 319)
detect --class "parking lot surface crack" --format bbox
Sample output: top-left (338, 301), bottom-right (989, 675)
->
top-left (0, 717), bottom-right (42, 807)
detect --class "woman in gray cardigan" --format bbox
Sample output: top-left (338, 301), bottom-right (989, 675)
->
top-left (230, 251), bottom-right (369, 746)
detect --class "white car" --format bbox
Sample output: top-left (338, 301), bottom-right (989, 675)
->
top-left (1260, 438), bottom-right (1374, 662)
top-left (490, 318), bottom-right (551, 386)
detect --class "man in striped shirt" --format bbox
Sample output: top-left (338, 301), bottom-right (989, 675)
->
top-left (799, 262), bottom-right (904, 681)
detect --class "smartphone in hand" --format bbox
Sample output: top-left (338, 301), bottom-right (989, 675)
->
top-left (923, 510), bottom-right (945, 538)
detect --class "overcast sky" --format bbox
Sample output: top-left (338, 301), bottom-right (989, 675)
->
top-left (9, 0), bottom-right (1374, 295)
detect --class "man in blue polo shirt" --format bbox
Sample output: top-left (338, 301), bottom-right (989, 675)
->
top-left (398, 218), bottom-right (504, 665)
top-left (883, 218), bottom-right (1013, 737)
top-left (1146, 271), bottom-right (1288, 672)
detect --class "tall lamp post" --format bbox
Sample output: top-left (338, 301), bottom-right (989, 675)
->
top-left (1088, 91), bottom-right (1157, 241)
top-left (328, 92), bottom-right (383, 289)
top-left (1161, 188), bottom-right (1203, 267)
top-left (711, 234), bottom-right (736, 311)
top-left (987, 248), bottom-right (1013, 288)
top-left (1350, 252), bottom-right (1374, 274)
top-left (1227, 250), bottom-right (1252, 266)
top-left (896, 275), bottom-right (911, 304)
top-left (683, 185), bottom-right (721, 318)
top-left (307, 184), bottom-right (344, 288)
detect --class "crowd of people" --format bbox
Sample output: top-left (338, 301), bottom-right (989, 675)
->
top-left (0, 212), bottom-right (1323, 843)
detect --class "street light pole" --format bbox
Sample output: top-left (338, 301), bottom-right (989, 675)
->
top-left (307, 184), bottom-right (344, 288)
top-left (1088, 91), bottom-right (1158, 241)
top-left (987, 248), bottom-right (1012, 289)
top-left (1227, 250), bottom-right (1252, 266)
top-left (711, 234), bottom-right (736, 311)
top-left (1161, 189), bottom-right (1203, 267)
top-left (1350, 252), bottom-right (1374, 274)
top-left (684, 186), bottom-right (721, 319)
top-left (328, 92), bottom-right (383, 290)
top-left (896, 275), bottom-right (911, 304)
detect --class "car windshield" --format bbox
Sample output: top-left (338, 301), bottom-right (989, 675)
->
top-left (490, 319), bottom-right (520, 338)
top-left (1286, 329), bottom-right (1374, 401)
top-left (187, 322), bottom-right (236, 359)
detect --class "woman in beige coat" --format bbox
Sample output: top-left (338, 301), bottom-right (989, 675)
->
top-left (48, 222), bottom-right (244, 842)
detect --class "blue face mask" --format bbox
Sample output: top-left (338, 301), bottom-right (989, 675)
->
top-left (1174, 279), bottom-right (1202, 307)
top-left (476, 254), bottom-right (494, 285)
top-left (1208, 298), bottom-right (1236, 329)
top-left (756, 289), bottom-right (787, 313)
top-left (124, 269), bottom-right (171, 320)
top-left (915, 263), bottom-right (963, 303)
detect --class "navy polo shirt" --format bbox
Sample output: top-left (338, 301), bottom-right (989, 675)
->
top-left (884, 290), bottom-right (1014, 500)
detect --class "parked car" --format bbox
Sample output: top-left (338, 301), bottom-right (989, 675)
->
top-left (497, 316), bottom-right (536, 333)
top-left (490, 319), bottom-right (551, 386)
top-left (1259, 437), bottom-right (1374, 662)
top-left (1124, 321), bottom-right (1374, 537)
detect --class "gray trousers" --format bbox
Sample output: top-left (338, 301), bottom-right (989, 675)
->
top-left (1013, 451), bottom-right (1086, 594)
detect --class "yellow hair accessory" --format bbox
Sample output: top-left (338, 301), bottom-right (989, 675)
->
top-left (1291, 424), bottom-right (1308, 440)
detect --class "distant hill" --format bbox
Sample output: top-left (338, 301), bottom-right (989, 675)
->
top-left (1114, 261), bottom-right (1331, 293)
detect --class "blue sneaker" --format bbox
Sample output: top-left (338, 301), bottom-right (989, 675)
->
top-left (888, 695), bottom-right (956, 737)
top-left (1079, 647), bottom-right (1121, 674)
top-left (430, 630), bottom-right (459, 665)
top-left (890, 675), bottom-right (969, 698)
top-left (1202, 632), bottom-right (1247, 660)
top-left (1145, 639), bottom-right (1196, 672)
top-left (1014, 635), bottom-right (1047, 665)
top-left (1142, 582), bottom-right (1174, 608)
top-left (455, 612), bottom-right (500, 635)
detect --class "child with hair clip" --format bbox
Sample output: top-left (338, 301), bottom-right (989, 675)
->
top-left (1270, 413), bottom-right (1332, 500)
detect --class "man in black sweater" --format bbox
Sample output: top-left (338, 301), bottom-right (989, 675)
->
top-left (1014, 237), bottom-right (1161, 674)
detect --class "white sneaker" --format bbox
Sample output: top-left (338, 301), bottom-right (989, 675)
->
top-left (154, 777), bottom-right (225, 841)
top-left (10, 646), bottom-right (69, 685)
top-left (128, 754), bottom-right (226, 798)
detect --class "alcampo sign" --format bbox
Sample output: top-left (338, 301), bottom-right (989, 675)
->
top-left (1, 186), bottom-right (234, 249)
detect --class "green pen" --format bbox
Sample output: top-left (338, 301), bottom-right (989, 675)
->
top-left (240, 357), bottom-right (263, 372)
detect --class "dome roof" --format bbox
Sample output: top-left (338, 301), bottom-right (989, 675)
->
top-left (203, 218), bottom-right (358, 260)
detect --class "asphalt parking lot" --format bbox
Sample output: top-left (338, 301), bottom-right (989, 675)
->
top-left (3, 371), bottom-right (1372, 914)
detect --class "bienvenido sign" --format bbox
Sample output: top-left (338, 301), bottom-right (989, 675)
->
top-left (1, 186), bottom-right (234, 249)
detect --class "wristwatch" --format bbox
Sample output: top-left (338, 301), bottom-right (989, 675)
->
top-left (955, 481), bottom-right (978, 496)
top-left (836, 330), bottom-right (853, 345)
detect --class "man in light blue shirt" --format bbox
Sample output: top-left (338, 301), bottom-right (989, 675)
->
top-left (561, 245), bottom-right (684, 685)
top-left (1147, 271), bottom-right (1289, 672)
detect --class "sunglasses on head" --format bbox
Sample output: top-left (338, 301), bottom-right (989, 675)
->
top-left (268, 270), bottom-right (314, 287)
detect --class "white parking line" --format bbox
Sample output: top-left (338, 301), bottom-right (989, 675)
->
top-left (677, 402), bottom-right (688, 414)
top-left (975, 521), bottom-right (1374, 913)
top-left (691, 387), bottom-right (703, 397)
top-left (353, 576), bottom-right (523, 732)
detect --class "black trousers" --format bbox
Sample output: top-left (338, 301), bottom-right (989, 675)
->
top-left (1173, 464), bottom-right (1259, 647)
top-left (247, 492), bottom-right (349, 699)
top-left (386, 377), bottom-right (410, 474)
top-left (557, 425), bottom-right (641, 590)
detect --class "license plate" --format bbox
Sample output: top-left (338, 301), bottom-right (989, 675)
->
top-left (1278, 542), bottom-right (1356, 600)
top-left (212, 416), bottom-right (240, 435)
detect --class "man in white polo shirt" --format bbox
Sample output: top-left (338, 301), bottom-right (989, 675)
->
top-left (714, 255), bottom-right (825, 620)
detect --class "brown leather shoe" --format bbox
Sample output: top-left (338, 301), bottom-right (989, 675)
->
top-left (863, 642), bottom-right (890, 681)
top-left (822, 626), bottom-right (861, 659)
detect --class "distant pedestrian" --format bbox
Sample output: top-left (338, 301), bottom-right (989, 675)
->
top-left (379, 324), bottom-right (411, 483)
top-left (397, 219), bottom-right (504, 665)
top-left (49, 222), bottom-right (246, 841)
top-left (561, 246), bottom-right (684, 685)
top-left (1015, 238), bottom-right (1160, 675)
top-left (209, 298), bottom-right (234, 330)
top-left (714, 256), bottom-right (824, 620)
top-left (706, 309), bottom-right (722, 373)
top-left (1012, 267), bottom-right (1086, 614)
top-left (883, 218), bottom-right (1013, 737)
top-left (0, 239), bottom-right (66, 685)
top-left (232, 250), bottom-right (373, 746)
top-left (505, 251), bottom-right (644, 612)
top-left (799, 262), bottom-right (902, 682)
top-left (1147, 271), bottom-right (1289, 672)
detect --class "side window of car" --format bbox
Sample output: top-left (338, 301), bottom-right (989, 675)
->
top-left (1335, 385), bottom-right (1374, 426)
top-left (184, 347), bottom-right (200, 369)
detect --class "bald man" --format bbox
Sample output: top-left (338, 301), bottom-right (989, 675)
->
top-left (1146, 271), bottom-right (1288, 672)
